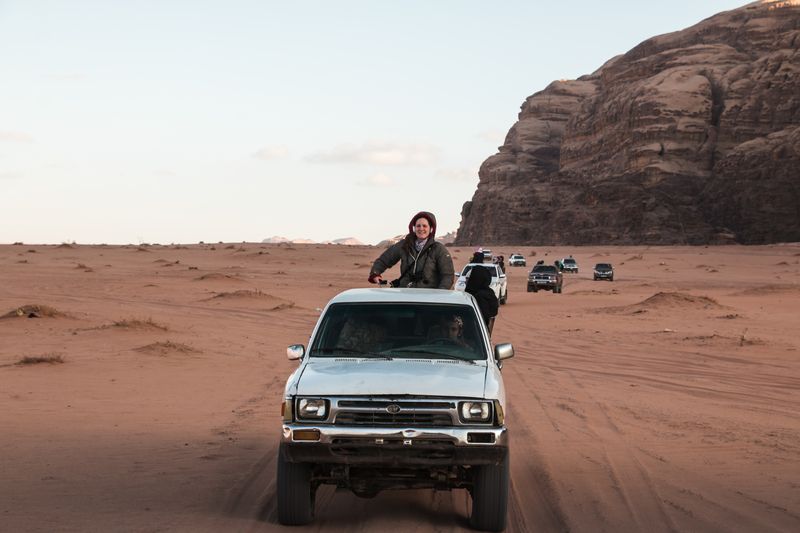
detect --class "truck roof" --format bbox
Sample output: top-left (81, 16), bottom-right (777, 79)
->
top-left (329, 288), bottom-right (474, 305)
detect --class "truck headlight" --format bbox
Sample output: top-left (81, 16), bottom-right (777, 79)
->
top-left (296, 398), bottom-right (329, 421)
top-left (459, 401), bottom-right (491, 423)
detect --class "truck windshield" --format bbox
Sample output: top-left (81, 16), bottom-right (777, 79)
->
top-left (309, 303), bottom-right (487, 362)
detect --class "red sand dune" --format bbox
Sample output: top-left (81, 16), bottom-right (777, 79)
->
top-left (1, 243), bottom-right (798, 532)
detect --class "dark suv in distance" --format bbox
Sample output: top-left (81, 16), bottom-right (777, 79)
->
top-left (527, 265), bottom-right (563, 293)
top-left (593, 263), bottom-right (614, 281)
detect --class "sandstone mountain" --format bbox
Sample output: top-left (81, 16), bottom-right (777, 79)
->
top-left (456, 0), bottom-right (800, 245)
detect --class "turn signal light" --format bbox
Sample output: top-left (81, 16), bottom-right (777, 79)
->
top-left (293, 429), bottom-right (321, 441)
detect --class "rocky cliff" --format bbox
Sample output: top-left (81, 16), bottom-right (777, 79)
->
top-left (456, 0), bottom-right (800, 245)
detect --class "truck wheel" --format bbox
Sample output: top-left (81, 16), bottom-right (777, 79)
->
top-left (277, 445), bottom-right (315, 525)
top-left (527, 286), bottom-right (533, 293)
top-left (500, 290), bottom-right (507, 305)
top-left (470, 454), bottom-right (509, 531)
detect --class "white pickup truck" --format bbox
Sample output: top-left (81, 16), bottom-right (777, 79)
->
top-left (278, 288), bottom-right (514, 531)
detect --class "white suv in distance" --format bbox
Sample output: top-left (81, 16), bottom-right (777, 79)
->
top-left (561, 257), bottom-right (579, 273)
top-left (508, 254), bottom-right (526, 267)
top-left (279, 288), bottom-right (514, 531)
top-left (455, 263), bottom-right (508, 305)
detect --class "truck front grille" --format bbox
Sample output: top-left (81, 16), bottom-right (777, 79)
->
top-left (335, 411), bottom-right (453, 426)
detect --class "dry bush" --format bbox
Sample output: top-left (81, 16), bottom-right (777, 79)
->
top-left (2, 304), bottom-right (65, 319)
top-left (110, 317), bottom-right (168, 330)
top-left (195, 273), bottom-right (241, 281)
top-left (209, 289), bottom-right (275, 299)
top-left (17, 354), bottom-right (65, 365)
top-left (134, 341), bottom-right (199, 355)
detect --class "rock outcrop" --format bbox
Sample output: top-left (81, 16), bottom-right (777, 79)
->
top-left (456, 0), bottom-right (800, 245)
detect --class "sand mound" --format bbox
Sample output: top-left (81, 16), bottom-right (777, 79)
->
top-left (600, 292), bottom-right (724, 315)
top-left (206, 290), bottom-right (295, 310)
top-left (1, 304), bottom-right (66, 319)
top-left (134, 341), bottom-right (199, 355)
top-left (638, 292), bottom-right (723, 309)
top-left (194, 273), bottom-right (243, 282)
top-left (731, 284), bottom-right (800, 296)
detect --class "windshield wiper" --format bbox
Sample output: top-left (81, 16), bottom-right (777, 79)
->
top-left (311, 347), bottom-right (393, 360)
top-left (389, 348), bottom-right (476, 364)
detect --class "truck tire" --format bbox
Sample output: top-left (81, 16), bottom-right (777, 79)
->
top-left (470, 453), bottom-right (509, 531)
top-left (277, 445), bottom-right (315, 525)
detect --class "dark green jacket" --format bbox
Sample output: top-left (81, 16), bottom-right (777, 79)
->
top-left (371, 239), bottom-right (454, 289)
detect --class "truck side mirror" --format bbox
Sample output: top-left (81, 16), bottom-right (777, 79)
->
top-left (494, 343), bottom-right (514, 362)
top-left (287, 344), bottom-right (305, 361)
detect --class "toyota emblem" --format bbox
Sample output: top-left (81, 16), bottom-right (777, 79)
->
top-left (386, 404), bottom-right (401, 414)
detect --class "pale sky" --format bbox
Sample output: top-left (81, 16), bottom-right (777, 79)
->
top-left (1, 0), bottom-right (749, 245)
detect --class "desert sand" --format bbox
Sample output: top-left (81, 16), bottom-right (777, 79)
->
top-left (1, 242), bottom-right (799, 532)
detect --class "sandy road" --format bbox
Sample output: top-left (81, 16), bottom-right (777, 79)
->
top-left (1, 243), bottom-right (799, 531)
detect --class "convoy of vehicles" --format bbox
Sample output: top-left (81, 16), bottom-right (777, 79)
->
top-left (276, 251), bottom-right (615, 527)
top-left (455, 263), bottom-right (508, 304)
top-left (278, 288), bottom-right (514, 531)
top-left (527, 264), bottom-right (564, 293)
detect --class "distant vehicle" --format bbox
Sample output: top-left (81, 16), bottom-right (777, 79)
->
top-left (481, 249), bottom-right (493, 262)
top-left (561, 257), bottom-right (578, 273)
top-left (527, 264), bottom-right (563, 293)
top-left (593, 263), bottom-right (614, 281)
top-left (508, 254), bottom-right (526, 267)
top-left (455, 263), bottom-right (508, 304)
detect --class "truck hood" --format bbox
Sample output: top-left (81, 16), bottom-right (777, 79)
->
top-left (296, 358), bottom-right (488, 398)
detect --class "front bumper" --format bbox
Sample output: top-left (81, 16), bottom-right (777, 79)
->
top-left (281, 424), bottom-right (508, 466)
